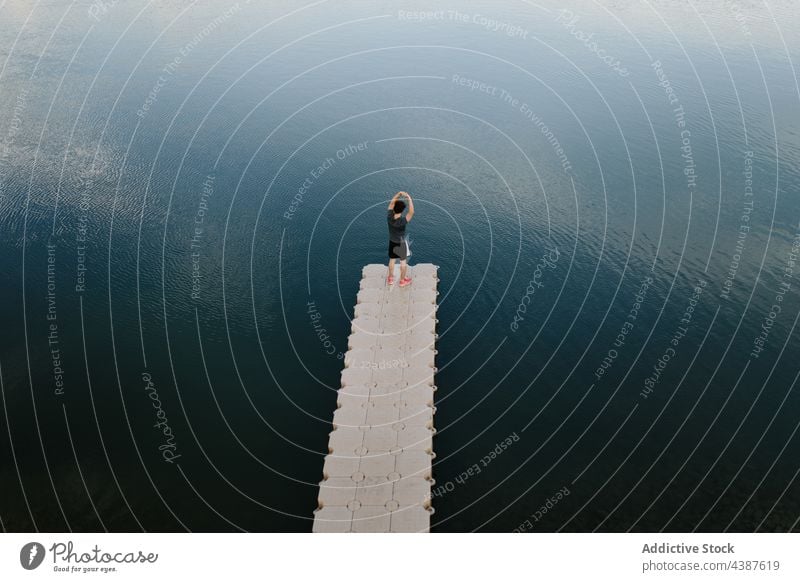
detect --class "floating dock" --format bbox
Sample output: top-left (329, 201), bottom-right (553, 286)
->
top-left (312, 263), bottom-right (439, 533)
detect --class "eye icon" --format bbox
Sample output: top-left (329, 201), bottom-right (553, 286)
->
top-left (20, 542), bottom-right (45, 570)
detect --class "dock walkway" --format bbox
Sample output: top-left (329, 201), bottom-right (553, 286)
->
top-left (312, 263), bottom-right (439, 533)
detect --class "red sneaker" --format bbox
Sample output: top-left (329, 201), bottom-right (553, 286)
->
top-left (387, 276), bottom-right (394, 286)
top-left (399, 277), bottom-right (412, 287)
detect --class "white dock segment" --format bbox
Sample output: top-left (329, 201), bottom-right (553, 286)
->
top-left (313, 263), bottom-right (439, 533)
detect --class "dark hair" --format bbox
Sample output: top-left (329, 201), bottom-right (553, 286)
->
top-left (393, 200), bottom-right (406, 213)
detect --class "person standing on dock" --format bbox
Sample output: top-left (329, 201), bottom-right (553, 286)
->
top-left (387, 191), bottom-right (414, 287)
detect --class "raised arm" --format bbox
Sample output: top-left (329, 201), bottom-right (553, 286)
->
top-left (388, 191), bottom-right (402, 211)
top-left (404, 192), bottom-right (414, 221)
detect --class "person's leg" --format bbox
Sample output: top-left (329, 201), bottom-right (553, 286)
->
top-left (399, 239), bottom-right (412, 285)
top-left (387, 258), bottom-right (395, 281)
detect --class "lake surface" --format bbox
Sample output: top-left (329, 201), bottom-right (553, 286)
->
top-left (1, 0), bottom-right (799, 532)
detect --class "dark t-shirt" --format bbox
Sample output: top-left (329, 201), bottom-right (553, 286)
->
top-left (387, 210), bottom-right (407, 242)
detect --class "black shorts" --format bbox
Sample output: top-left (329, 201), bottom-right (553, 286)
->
top-left (388, 239), bottom-right (408, 260)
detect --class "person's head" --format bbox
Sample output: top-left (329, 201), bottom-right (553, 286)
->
top-left (393, 200), bottom-right (406, 214)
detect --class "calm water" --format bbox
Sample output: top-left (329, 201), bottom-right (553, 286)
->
top-left (1, 0), bottom-right (799, 532)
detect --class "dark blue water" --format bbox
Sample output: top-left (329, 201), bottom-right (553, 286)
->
top-left (1, 0), bottom-right (799, 532)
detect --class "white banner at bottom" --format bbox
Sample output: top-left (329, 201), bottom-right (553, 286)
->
top-left (1, 533), bottom-right (796, 581)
